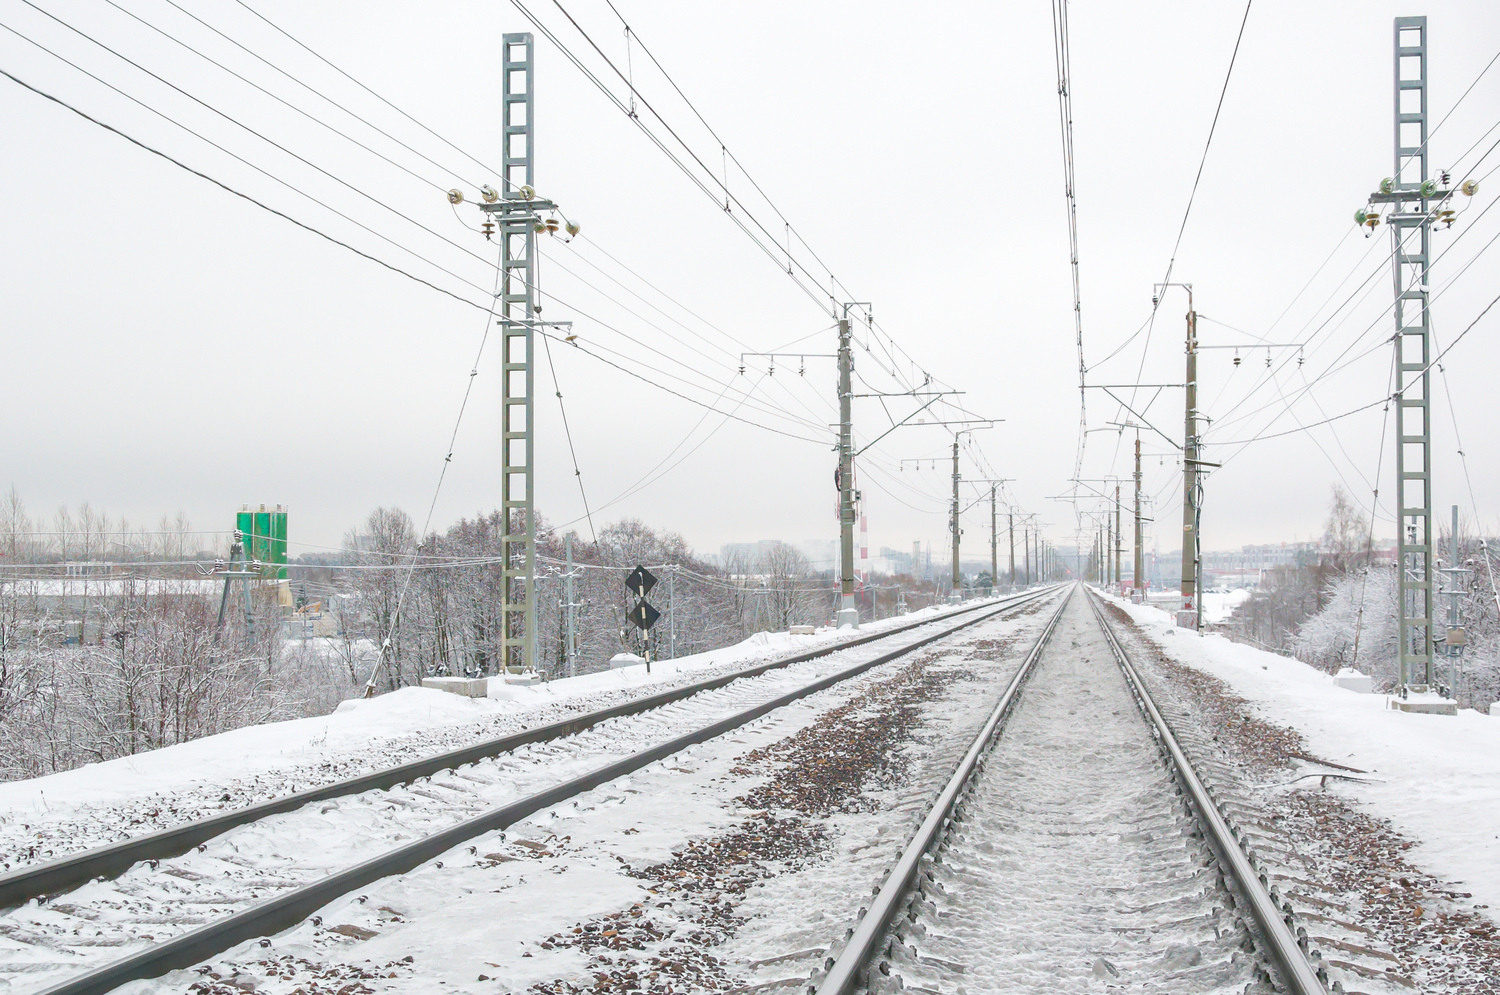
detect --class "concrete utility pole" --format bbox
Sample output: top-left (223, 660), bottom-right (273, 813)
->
top-left (1154, 282), bottom-right (1200, 628)
top-left (949, 437), bottom-right (962, 602)
top-left (1134, 436), bottom-right (1144, 598)
top-left (1023, 524), bottom-right (1031, 585)
top-left (1115, 484), bottom-right (1123, 590)
top-left (562, 535), bottom-right (578, 678)
top-left (1182, 296), bottom-right (1199, 626)
top-left (1437, 504), bottom-right (1469, 696)
top-left (990, 485), bottom-right (998, 595)
top-left (1008, 512), bottom-right (1016, 588)
top-left (837, 315), bottom-right (858, 628)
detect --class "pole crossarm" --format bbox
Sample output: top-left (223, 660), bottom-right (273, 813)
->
top-left (854, 394), bottom-right (953, 456)
top-left (1088, 386), bottom-right (1182, 451)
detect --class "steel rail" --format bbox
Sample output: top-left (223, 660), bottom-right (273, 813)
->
top-left (0, 587), bottom-right (1055, 911)
top-left (35, 587), bottom-right (1064, 995)
top-left (1083, 588), bottom-right (1327, 995)
top-left (813, 585), bottom-right (1071, 995)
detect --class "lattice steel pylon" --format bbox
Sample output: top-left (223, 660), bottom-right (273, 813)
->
top-left (1386, 17), bottom-right (1436, 687)
top-left (495, 33), bottom-right (541, 674)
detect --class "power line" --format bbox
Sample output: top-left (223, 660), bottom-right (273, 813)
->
top-left (0, 61), bottom-right (492, 313)
top-left (0, 63), bottom-right (848, 457)
top-left (1120, 0), bottom-right (1254, 429)
top-left (13, 2), bottom-right (503, 286)
top-left (1050, 0), bottom-right (1089, 482)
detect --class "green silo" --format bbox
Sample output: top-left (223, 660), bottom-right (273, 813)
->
top-left (235, 505), bottom-right (287, 580)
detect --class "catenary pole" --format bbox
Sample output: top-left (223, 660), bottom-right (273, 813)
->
top-left (1115, 483), bottom-right (1123, 589)
top-left (990, 484), bottom-right (998, 595)
top-left (1134, 436), bottom-right (1145, 598)
top-left (1008, 512), bottom-right (1015, 588)
top-left (836, 316), bottom-right (858, 628)
top-left (949, 437), bottom-right (962, 603)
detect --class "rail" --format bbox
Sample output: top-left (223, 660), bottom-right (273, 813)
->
top-left (812, 586), bottom-right (1328, 995)
top-left (813, 587), bottom-right (1070, 994)
top-left (35, 586), bottom-right (1064, 995)
top-left (1082, 588), bottom-right (1327, 995)
top-left (0, 586), bottom-right (1057, 910)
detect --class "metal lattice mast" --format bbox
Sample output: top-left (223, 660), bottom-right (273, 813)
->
top-left (499, 33), bottom-right (538, 674)
top-left (1390, 16), bottom-right (1435, 688)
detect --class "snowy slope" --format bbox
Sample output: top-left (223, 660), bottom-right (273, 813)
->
top-left (0, 603), bottom-right (963, 846)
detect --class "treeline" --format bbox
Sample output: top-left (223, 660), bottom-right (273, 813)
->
top-left (0, 489), bottom-right (947, 780)
top-left (331, 508), bottom-right (942, 691)
top-left (1227, 487), bottom-right (1500, 709)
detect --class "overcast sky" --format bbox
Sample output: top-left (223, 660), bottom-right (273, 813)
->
top-left (3, 0), bottom-right (1499, 566)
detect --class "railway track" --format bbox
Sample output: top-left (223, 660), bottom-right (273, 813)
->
top-left (0, 587), bottom-right (1060, 995)
top-left (813, 585), bottom-right (1329, 995)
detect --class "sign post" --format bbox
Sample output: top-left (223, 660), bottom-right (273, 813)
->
top-left (625, 565), bottom-right (660, 673)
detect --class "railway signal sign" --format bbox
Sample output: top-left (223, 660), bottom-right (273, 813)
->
top-left (627, 600), bottom-right (661, 631)
top-left (625, 565), bottom-right (657, 599)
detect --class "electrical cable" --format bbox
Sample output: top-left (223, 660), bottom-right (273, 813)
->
top-left (101, 0), bottom-right (467, 196)
top-left (0, 60), bottom-right (493, 314)
top-left (13, 3), bottom-right (503, 289)
top-left (536, 243), bottom-right (599, 545)
top-left (362, 241), bottom-right (506, 693)
top-left (1050, 0), bottom-right (1089, 483)
top-left (1119, 0), bottom-right (1254, 433)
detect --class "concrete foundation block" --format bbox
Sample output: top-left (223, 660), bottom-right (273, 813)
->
top-left (1333, 668), bottom-right (1373, 693)
top-left (421, 676), bottom-right (489, 698)
top-left (1388, 693), bottom-right (1458, 716)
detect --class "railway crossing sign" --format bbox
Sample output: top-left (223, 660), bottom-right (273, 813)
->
top-left (627, 599), bottom-right (661, 631)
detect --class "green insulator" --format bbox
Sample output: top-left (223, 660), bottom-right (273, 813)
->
top-left (1420, 179), bottom-right (1439, 198)
top-left (1379, 177), bottom-right (1395, 194)
top-left (1355, 208), bottom-right (1369, 226)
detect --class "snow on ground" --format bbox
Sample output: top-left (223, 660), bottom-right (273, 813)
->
top-left (1199, 587), bottom-right (1251, 624)
top-left (1109, 592), bottom-right (1500, 914)
top-left (0, 601), bottom-right (967, 823)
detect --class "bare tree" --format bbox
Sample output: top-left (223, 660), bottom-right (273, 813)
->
top-left (758, 541), bottom-right (822, 630)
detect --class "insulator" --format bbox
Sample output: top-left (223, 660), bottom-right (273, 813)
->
top-left (481, 221), bottom-right (495, 240)
top-left (534, 220), bottom-right (546, 233)
top-left (1462, 179), bottom-right (1480, 197)
top-left (1420, 179), bottom-right (1439, 198)
top-left (519, 184), bottom-right (536, 201)
top-left (545, 217), bottom-right (561, 233)
top-left (1379, 177), bottom-right (1395, 194)
top-left (446, 188), bottom-right (464, 204)
top-left (565, 220), bottom-right (581, 237)
top-left (1354, 208), bottom-right (1369, 227)
top-left (480, 184), bottom-right (500, 204)
top-left (1232, 354), bottom-right (1241, 367)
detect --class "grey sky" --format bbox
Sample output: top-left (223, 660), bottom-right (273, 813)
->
top-left (3, 0), bottom-right (1498, 566)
